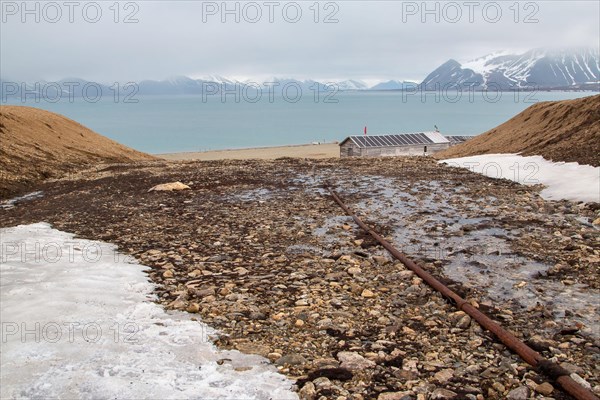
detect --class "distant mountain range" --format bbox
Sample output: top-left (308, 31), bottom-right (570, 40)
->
top-left (2, 48), bottom-right (598, 98)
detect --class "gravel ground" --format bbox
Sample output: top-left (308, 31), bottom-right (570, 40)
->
top-left (1, 157), bottom-right (599, 400)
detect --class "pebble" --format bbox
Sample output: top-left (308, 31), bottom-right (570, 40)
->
top-left (347, 267), bottom-right (362, 276)
top-left (373, 256), bottom-right (389, 265)
top-left (534, 382), bottom-right (554, 396)
top-left (298, 382), bottom-right (316, 400)
top-left (570, 373), bottom-right (592, 390)
top-left (492, 382), bottom-right (505, 394)
top-left (313, 377), bottom-right (332, 391)
top-left (9, 156), bottom-right (599, 400)
top-left (234, 267), bottom-right (249, 275)
top-left (361, 289), bottom-right (375, 298)
top-left (337, 352), bottom-right (376, 370)
top-left (527, 335), bottom-right (555, 351)
top-left (275, 353), bottom-right (307, 366)
top-left (430, 388), bottom-right (458, 399)
top-left (456, 315), bottom-right (471, 329)
top-left (506, 386), bottom-right (529, 400)
top-left (148, 181), bottom-right (191, 192)
top-left (234, 342), bottom-right (271, 357)
top-left (377, 392), bottom-right (412, 400)
top-left (434, 369), bottom-right (454, 384)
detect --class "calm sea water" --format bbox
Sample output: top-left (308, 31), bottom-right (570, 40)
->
top-left (3, 91), bottom-right (593, 154)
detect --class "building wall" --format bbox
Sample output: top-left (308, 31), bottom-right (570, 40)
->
top-left (340, 141), bottom-right (361, 157)
top-left (340, 142), bottom-right (450, 157)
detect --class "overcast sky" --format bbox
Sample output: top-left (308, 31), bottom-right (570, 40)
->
top-left (1, 1), bottom-right (598, 84)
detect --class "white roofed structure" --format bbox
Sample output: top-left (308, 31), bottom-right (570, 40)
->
top-left (339, 131), bottom-right (467, 157)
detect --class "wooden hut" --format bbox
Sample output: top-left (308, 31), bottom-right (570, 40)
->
top-left (339, 131), bottom-right (455, 157)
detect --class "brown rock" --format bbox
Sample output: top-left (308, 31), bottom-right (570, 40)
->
top-left (361, 289), bottom-right (375, 298)
top-left (169, 299), bottom-right (187, 310)
top-left (373, 255), bottom-right (389, 265)
top-left (434, 369), bottom-right (454, 384)
top-left (235, 342), bottom-right (271, 357)
top-left (378, 392), bottom-right (412, 400)
top-left (275, 353), bottom-right (307, 366)
top-left (430, 388), bottom-right (458, 399)
top-left (506, 386), bottom-right (529, 400)
top-left (456, 315), bottom-right (471, 329)
top-left (535, 382), bottom-right (554, 396)
top-left (337, 351), bottom-right (376, 370)
top-left (148, 181), bottom-right (190, 192)
top-left (298, 382), bottom-right (316, 400)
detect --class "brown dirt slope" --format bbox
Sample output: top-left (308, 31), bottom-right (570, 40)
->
top-left (0, 105), bottom-right (155, 198)
top-left (437, 94), bottom-right (600, 166)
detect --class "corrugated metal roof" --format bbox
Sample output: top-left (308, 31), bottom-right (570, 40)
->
top-left (342, 132), bottom-right (449, 148)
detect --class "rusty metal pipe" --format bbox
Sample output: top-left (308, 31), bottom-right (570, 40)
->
top-left (327, 187), bottom-right (598, 400)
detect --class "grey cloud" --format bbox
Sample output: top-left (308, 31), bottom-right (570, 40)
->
top-left (1, 1), bottom-right (598, 83)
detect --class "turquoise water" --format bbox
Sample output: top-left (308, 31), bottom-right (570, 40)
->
top-left (3, 91), bottom-right (593, 154)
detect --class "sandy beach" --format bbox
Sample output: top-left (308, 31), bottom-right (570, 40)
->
top-left (158, 143), bottom-right (340, 161)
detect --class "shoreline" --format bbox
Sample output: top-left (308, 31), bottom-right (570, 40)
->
top-left (157, 142), bottom-right (340, 161)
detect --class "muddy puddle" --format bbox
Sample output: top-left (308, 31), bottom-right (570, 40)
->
top-left (302, 174), bottom-right (599, 339)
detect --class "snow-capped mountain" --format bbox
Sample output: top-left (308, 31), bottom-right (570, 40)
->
top-left (369, 80), bottom-right (419, 91)
top-left (200, 75), bottom-right (238, 85)
top-left (333, 79), bottom-right (369, 90)
top-left (4, 48), bottom-right (598, 100)
top-left (420, 48), bottom-right (599, 90)
top-left (420, 59), bottom-right (483, 89)
top-left (138, 75), bottom-right (207, 95)
top-left (246, 78), bottom-right (336, 93)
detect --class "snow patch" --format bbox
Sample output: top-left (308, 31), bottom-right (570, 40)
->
top-left (440, 154), bottom-right (600, 203)
top-left (1, 191), bottom-right (44, 209)
top-left (461, 50), bottom-right (512, 75)
top-left (0, 223), bottom-right (297, 400)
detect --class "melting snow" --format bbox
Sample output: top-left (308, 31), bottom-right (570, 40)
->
top-left (0, 223), bottom-right (297, 400)
top-left (441, 154), bottom-right (600, 203)
top-left (1, 191), bottom-right (44, 209)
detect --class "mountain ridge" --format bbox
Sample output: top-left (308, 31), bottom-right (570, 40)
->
top-left (2, 48), bottom-right (598, 96)
top-left (421, 48), bottom-right (599, 90)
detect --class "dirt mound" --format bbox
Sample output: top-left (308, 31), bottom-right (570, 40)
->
top-left (0, 106), bottom-right (155, 198)
top-left (437, 94), bottom-right (600, 166)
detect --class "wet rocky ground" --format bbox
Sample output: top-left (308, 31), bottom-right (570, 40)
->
top-left (1, 157), bottom-right (599, 400)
